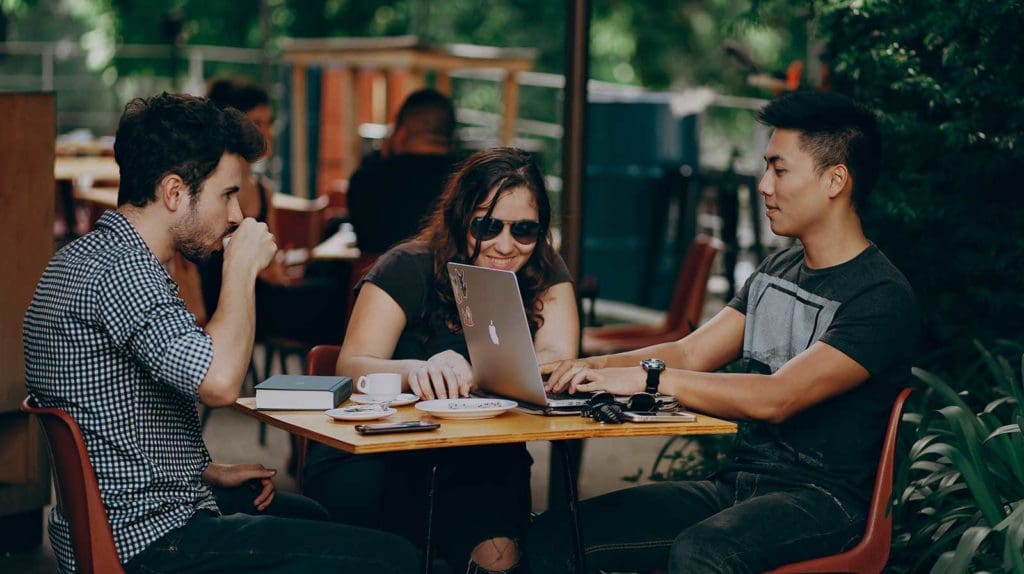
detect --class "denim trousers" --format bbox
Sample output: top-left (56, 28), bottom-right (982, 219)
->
top-left (124, 483), bottom-right (420, 574)
top-left (527, 471), bottom-right (866, 574)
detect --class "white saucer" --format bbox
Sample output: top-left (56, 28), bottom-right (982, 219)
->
top-left (349, 393), bottom-right (419, 407)
top-left (415, 398), bottom-right (517, 420)
top-left (325, 406), bottom-right (397, 421)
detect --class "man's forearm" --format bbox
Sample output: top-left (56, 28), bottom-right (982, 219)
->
top-left (660, 370), bottom-right (781, 422)
top-left (592, 339), bottom-right (692, 370)
top-left (200, 267), bottom-right (258, 405)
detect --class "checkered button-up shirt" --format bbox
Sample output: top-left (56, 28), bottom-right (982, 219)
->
top-left (24, 210), bottom-right (219, 573)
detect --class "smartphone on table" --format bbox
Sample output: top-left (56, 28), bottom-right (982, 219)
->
top-left (355, 420), bottom-right (441, 435)
top-left (621, 411), bottom-right (696, 423)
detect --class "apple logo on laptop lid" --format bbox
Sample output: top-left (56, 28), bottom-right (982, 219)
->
top-left (488, 320), bottom-right (500, 346)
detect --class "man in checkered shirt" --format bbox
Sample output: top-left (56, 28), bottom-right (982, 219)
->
top-left (24, 93), bottom-right (419, 574)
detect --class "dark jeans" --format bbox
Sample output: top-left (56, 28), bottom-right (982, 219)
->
top-left (303, 442), bottom-right (533, 570)
top-left (528, 471), bottom-right (866, 574)
top-left (125, 483), bottom-right (419, 573)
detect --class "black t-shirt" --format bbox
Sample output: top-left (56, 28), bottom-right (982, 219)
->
top-left (358, 241), bottom-right (573, 362)
top-left (347, 153), bottom-right (458, 254)
top-left (724, 243), bottom-right (918, 504)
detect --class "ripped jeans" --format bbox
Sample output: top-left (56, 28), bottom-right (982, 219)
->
top-left (527, 471), bottom-right (866, 574)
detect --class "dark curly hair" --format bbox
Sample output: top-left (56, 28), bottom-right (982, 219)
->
top-left (415, 147), bottom-right (561, 336)
top-left (114, 92), bottom-right (265, 207)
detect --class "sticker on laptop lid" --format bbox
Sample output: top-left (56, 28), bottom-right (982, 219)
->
top-left (452, 267), bottom-right (469, 303)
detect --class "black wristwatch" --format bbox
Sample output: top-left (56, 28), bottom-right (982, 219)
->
top-left (640, 358), bottom-right (666, 394)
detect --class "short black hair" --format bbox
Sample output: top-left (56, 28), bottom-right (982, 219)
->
top-left (758, 91), bottom-right (881, 211)
top-left (206, 76), bottom-right (270, 113)
top-left (394, 88), bottom-right (456, 143)
top-left (113, 92), bottom-right (265, 207)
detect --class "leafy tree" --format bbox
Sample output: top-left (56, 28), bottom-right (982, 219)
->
top-left (809, 0), bottom-right (1024, 374)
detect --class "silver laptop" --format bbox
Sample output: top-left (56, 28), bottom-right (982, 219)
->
top-left (447, 262), bottom-right (591, 411)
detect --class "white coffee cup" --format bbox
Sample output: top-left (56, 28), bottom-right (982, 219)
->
top-left (356, 373), bottom-right (402, 401)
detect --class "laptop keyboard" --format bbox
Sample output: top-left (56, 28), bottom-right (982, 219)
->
top-left (546, 390), bottom-right (593, 401)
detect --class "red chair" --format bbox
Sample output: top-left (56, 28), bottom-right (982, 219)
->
top-left (767, 387), bottom-right (915, 573)
top-left (293, 345), bottom-right (344, 490)
top-left (582, 235), bottom-right (722, 356)
top-left (21, 396), bottom-right (125, 574)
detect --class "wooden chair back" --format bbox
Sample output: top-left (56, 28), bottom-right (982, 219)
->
top-left (662, 235), bottom-right (721, 334)
top-left (21, 397), bottom-right (125, 574)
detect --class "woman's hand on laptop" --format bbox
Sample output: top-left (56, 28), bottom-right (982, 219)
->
top-left (408, 350), bottom-right (473, 400)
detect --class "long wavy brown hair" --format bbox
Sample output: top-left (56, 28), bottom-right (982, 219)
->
top-left (415, 147), bottom-right (562, 337)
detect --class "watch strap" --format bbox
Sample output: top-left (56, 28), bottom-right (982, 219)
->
top-left (645, 369), bottom-right (660, 394)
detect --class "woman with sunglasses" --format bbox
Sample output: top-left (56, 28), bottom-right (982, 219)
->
top-left (302, 147), bottom-right (579, 573)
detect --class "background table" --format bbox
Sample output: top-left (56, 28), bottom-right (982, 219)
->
top-left (54, 156), bottom-right (120, 238)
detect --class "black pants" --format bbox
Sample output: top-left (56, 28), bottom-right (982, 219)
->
top-left (303, 442), bottom-right (533, 570)
top-left (528, 471), bottom-right (866, 573)
top-left (125, 484), bottom-right (419, 573)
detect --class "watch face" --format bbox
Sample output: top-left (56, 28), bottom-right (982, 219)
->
top-left (641, 358), bottom-right (665, 371)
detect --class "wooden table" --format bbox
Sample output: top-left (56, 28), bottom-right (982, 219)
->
top-left (233, 398), bottom-right (735, 572)
top-left (233, 397), bottom-right (734, 454)
top-left (54, 156), bottom-right (120, 182)
top-left (54, 156), bottom-right (120, 238)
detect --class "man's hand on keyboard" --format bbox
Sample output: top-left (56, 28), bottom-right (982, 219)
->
top-left (541, 357), bottom-right (606, 393)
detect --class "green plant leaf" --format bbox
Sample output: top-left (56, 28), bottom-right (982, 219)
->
top-left (935, 405), bottom-right (1003, 497)
top-left (914, 367), bottom-right (976, 413)
top-left (975, 340), bottom-right (1018, 396)
top-left (1004, 518), bottom-right (1024, 574)
top-left (920, 442), bottom-right (1004, 526)
top-left (931, 525), bottom-right (992, 573)
top-left (993, 502), bottom-right (1024, 574)
top-left (984, 424), bottom-right (1024, 492)
top-left (986, 423), bottom-right (1022, 439)
top-left (983, 395), bottom-right (1019, 415)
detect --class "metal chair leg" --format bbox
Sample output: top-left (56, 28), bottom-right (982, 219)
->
top-left (555, 440), bottom-right (587, 574)
top-left (423, 462), bottom-right (438, 574)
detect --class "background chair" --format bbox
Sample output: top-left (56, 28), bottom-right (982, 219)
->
top-left (581, 235), bottom-right (722, 356)
top-left (767, 387), bottom-right (915, 574)
top-left (21, 397), bottom-right (125, 574)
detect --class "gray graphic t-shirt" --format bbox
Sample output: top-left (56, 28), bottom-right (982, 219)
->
top-left (725, 243), bottom-right (917, 504)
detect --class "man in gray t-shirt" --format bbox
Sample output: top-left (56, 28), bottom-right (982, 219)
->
top-left (532, 91), bottom-right (917, 573)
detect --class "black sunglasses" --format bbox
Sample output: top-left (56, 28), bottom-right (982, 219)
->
top-left (588, 391), bottom-right (658, 413)
top-left (470, 217), bottom-right (542, 244)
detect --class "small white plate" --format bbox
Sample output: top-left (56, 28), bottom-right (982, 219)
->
top-left (415, 398), bottom-right (517, 420)
top-left (325, 406), bottom-right (397, 421)
top-left (349, 393), bottom-right (419, 407)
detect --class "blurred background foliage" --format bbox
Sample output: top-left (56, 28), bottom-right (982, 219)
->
top-left (808, 0), bottom-right (1024, 378)
top-left (1, 0), bottom-right (805, 90)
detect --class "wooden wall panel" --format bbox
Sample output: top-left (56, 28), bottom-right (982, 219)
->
top-left (0, 93), bottom-right (55, 413)
top-left (0, 93), bottom-right (54, 512)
